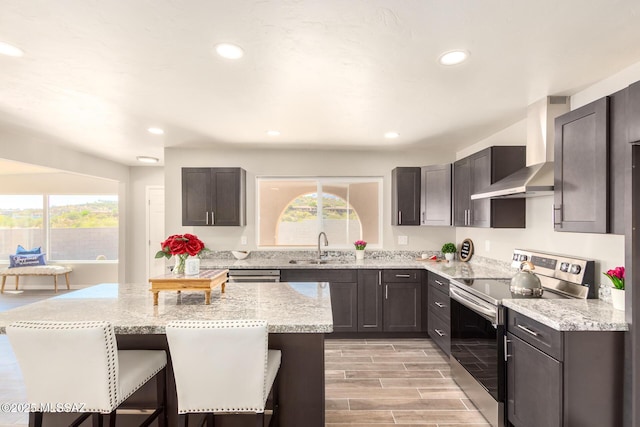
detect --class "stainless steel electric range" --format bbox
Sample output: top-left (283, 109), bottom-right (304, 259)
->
top-left (448, 249), bottom-right (595, 427)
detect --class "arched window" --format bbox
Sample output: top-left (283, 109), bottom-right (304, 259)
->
top-left (276, 192), bottom-right (362, 246)
top-left (257, 178), bottom-right (382, 248)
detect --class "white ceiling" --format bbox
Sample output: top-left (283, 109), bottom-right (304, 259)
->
top-left (1, 0), bottom-right (640, 166)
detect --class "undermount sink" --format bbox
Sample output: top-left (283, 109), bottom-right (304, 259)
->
top-left (288, 259), bottom-right (348, 265)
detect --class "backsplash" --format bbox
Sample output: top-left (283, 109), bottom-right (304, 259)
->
top-left (200, 250), bottom-right (514, 270)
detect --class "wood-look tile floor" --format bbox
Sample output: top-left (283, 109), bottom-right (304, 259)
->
top-left (325, 339), bottom-right (490, 427)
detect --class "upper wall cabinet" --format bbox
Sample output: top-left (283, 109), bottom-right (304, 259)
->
top-left (392, 167), bottom-right (421, 226)
top-left (554, 98), bottom-right (609, 233)
top-left (454, 146), bottom-right (526, 228)
top-left (182, 167), bottom-right (246, 226)
top-left (628, 81), bottom-right (640, 143)
top-left (420, 165), bottom-right (452, 226)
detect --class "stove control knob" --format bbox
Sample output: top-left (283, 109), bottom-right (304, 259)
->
top-left (560, 262), bottom-right (570, 272)
top-left (513, 254), bottom-right (519, 261)
top-left (570, 264), bottom-right (582, 274)
top-left (519, 254), bottom-right (528, 261)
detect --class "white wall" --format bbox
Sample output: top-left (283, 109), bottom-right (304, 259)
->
top-left (126, 166), bottom-right (164, 284)
top-left (164, 146), bottom-right (456, 252)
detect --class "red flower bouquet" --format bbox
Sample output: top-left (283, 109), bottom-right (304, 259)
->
top-left (155, 234), bottom-right (208, 274)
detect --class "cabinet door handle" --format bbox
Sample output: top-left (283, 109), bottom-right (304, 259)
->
top-left (205, 212), bottom-right (209, 225)
top-left (504, 335), bottom-right (512, 361)
top-left (516, 324), bottom-right (539, 337)
top-left (434, 329), bottom-right (445, 337)
top-left (553, 204), bottom-right (562, 227)
top-left (378, 271), bottom-right (382, 286)
top-left (464, 209), bottom-right (469, 225)
top-left (434, 301), bottom-right (445, 308)
top-left (385, 284), bottom-right (388, 300)
top-left (211, 211), bottom-right (215, 225)
top-left (435, 280), bottom-right (445, 287)
top-left (398, 211), bottom-right (402, 225)
top-left (468, 209), bottom-right (472, 225)
top-left (395, 274), bottom-right (411, 278)
top-left (422, 211), bottom-right (425, 224)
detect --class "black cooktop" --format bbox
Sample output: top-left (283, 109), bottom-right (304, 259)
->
top-left (450, 278), bottom-right (570, 306)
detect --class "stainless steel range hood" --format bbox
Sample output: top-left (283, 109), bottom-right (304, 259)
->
top-left (471, 96), bottom-right (570, 200)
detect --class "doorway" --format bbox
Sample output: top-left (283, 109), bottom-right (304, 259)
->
top-left (146, 186), bottom-right (165, 281)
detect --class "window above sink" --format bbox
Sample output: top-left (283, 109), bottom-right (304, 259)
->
top-left (256, 177), bottom-right (382, 249)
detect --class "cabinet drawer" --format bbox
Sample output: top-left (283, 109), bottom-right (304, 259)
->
top-left (507, 309), bottom-right (563, 361)
top-left (428, 311), bottom-right (450, 356)
top-left (427, 272), bottom-right (449, 293)
top-left (383, 269), bottom-right (420, 282)
top-left (281, 269), bottom-right (357, 283)
top-left (428, 286), bottom-right (450, 321)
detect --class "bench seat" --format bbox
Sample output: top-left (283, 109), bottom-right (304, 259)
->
top-left (0, 265), bottom-right (72, 293)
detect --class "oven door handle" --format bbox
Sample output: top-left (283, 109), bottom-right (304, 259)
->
top-left (449, 287), bottom-right (497, 324)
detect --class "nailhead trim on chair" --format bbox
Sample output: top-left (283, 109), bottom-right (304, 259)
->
top-left (10, 321), bottom-right (119, 413)
top-left (167, 319), bottom-right (270, 413)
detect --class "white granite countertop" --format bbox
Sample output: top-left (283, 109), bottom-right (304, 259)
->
top-left (503, 298), bottom-right (628, 331)
top-left (201, 258), bottom-right (515, 280)
top-left (0, 282), bottom-right (333, 335)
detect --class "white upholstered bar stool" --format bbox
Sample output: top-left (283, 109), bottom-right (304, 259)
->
top-left (6, 321), bottom-right (168, 427)
top-left (166, 320), bottom-right (281, 427)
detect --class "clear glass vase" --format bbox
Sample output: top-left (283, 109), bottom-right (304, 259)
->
top-left (174, 254), bottom-right (187, 275)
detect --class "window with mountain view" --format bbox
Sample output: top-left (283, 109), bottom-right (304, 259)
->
top-left (257, 178), bottom-right (381, 247)
top-left (49, 195), bottom-right (119, 260)
top-left (0, 194), bottom-right (118, 261)
top-left (0, 195), bottom-right (44, 259)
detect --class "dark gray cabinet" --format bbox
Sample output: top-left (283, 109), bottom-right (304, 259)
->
top-left (357, 270), bottom-right (383, 331)
top-left (506, 309), bottom-right (623, 427)
top-left (392, 167), bottom-right (421, 225)
top-left (628, 80), bottom-right (640, 143)
top-left (281, 269), bottom-right (358, 333)
top-left (554, 97), bottom-right (609, 233)
top-left (453, 146), bottom-right (526, 228)
top-left (426, 272), bottom-right (450, 355)
top-left (420, 164), bottom-right (452, 226)
top-left (507, 331), bottom-right (562, 427)
top-left (182, 167), bottom-right (246, 226)
top-left (358, 269), bottom-right (422, 333)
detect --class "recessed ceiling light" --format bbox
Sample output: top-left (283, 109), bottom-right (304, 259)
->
top-left (384, 131), bottom-right (400, 139)
top-left (266, 130), bottom-right (281, 137)
top-left (147, 127), bottom-right (164, 135)
top-left (0, 41), bottom-right (24, 57)
top-left (215, 43), bottom-right (244, 59)
top-left (438, 50), bottom-right (469, 66)
top-left (136, 156), bottom-right (159, 164)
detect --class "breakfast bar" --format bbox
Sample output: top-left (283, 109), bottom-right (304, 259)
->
top-left (0, 281), bottom-right (333, 427)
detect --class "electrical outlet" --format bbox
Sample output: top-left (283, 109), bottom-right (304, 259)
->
top-left (241, 236), bottom-right (248, 245)
top-left (485, 240), bottom-right (491, 251)
top-left (398, 235), bottom-right (408, 245)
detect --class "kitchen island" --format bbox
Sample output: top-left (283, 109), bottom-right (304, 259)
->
top-left (0, 281), bottom-right (333, 427)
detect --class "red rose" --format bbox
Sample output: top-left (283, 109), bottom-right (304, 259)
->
top-left (185, 235), bottom-right (204, 256)
top-left (168, 236), bottom-right (187, 255)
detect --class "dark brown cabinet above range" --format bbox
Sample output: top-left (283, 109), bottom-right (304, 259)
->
top-left (553, 90), bottom-right (630, 235)
top-left (553, 98), bottom-right (609, 233)
top-left (453, 146), bottom-right (526, 228)
top-left (182, 167), bottom-right (246, 226)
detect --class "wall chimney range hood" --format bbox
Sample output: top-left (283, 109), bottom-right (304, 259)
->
top-left (471, 96), bottom-right (570, 200)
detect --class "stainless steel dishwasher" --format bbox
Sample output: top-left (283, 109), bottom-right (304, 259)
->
top-left (227, 269), bottom-right (280, 283)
